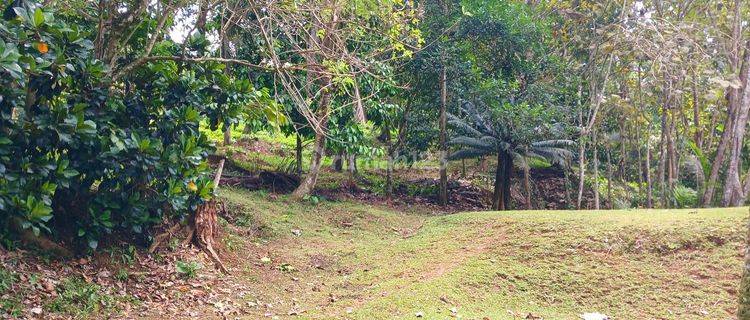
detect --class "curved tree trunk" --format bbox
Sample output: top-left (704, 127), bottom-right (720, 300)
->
top-left (292, 129), bottom-right (326, 198)
top-left (292, 92), bottom-right (331, 198)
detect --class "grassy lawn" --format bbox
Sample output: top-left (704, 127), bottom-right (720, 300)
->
top-left (217, 188), bottom-right (747, 320)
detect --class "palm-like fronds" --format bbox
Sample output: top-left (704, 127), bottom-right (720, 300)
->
top-left (531, 139), bottom-right (576, 148)
top-left (448, 136), bottom-right (494, 150)
top-left (448, 148), bottom-right (493, 160)
top-left (448, 113), bottom-right (484, 137)
top-left (530, 146), bottom-right (574, 167)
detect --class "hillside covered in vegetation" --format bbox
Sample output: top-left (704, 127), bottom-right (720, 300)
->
top-left (1, 0), bottom-right (750, 318)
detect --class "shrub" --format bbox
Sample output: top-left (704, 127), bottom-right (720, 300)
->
top-left (0, 2), bottom-right (255, 249)
top-left (175, 260), bottom-right (202, 279)
top-left (673, 185), bottom-right (698, 208)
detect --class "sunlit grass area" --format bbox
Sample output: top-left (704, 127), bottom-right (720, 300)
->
top-left (219, 188), bottom-right (746, 319)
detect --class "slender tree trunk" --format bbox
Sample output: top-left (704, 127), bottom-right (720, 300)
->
top-left (577, 139), bottom-right (586, 210)
top-left (668, 109), bottom-right (678, 198)
top-left (743, 169), bottom-right (750, 204)
top-left (492, 150), bottom-right (504, 211)
top-left (692, 71), bottom-right (703, 150)
top-left (524, 160), bottom-right (532, 210)
top-left (438, 66), bottom-right (448, 206)
top-left (618, 116), bottom-right (626, 181)
top-left (347, 154), bottom-right (356, 176)
top-left (635, 124), bottom-right (645, 207)
top-left (296, 133), bottom-right (303, 177)
top-left (636, 63), bottom-right (651, 208)
top-left (577, 100), bottom-right (586, 210)
top-left (606, 150), bottom-right (613, 209)
top-left (386, 154), bottom-right (394, 200)
top-left (461, 159), bottom-right (466, 178)
top-left (564, 168), bottom-right (572, 209)
top-left (658, 106), bottom-right (668, 208)
top-left (384, 122), bottom-right (394, 200)
top-left (593, 131), bottom-right (600, 210)
top-left (646, 136), bottom-right (653, 208)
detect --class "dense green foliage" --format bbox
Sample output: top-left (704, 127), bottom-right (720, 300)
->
top-left (0, 1), bottom-right (260, 249)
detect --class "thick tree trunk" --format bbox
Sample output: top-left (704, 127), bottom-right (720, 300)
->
top-left (438, 66), bottom-right (448, 206)
top-left (493, 151), bottom-right (512, 211)
top-left (703, 115), bottom-right (733, 206)
top-left (333, 152), bottom-right (343, 172)
top-left (503, 152), bottom-right (512, 210)
top-left (706, 4), bottom-right (746, 207)
top-left (723, 40), bottom-right (750, 207)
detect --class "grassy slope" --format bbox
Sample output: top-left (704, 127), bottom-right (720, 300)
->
top-left (219, 188), bottom-right (746, 320)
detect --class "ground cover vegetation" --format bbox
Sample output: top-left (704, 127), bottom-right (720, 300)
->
top-left (1, 0), bottom-right (750, 318)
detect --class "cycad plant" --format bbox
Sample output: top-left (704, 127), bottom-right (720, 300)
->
top-left (448, 102), bottom-right (574, 210)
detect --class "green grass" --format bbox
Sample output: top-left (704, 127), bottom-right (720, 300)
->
top-left (218, 188), bottom-right (746, 319)
top-left (46, 277), bottom-right (115, 318)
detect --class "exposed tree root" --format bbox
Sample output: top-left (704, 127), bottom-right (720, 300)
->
top-left (148, 200), bottom-right (229, 274)
top-left (148, 222), bottom-right (182, 254)
top-left (193, 200), bottom-right (228, 274)
top-left (9, 217), bottom-right (73, 259)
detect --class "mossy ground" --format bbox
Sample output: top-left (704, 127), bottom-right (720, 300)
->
top-left (215, 188), bottom-right (746, 319)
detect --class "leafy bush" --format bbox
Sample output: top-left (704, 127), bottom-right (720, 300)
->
top-left (673, 185), bottom-right (698, 209)
top-left (0, 2), bottom-right (257, 249)
top-left (175, 260), bottom-right (202, 279)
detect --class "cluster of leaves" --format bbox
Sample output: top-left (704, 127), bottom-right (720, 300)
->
top-left (0, 2), bottom-right (255, 249)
